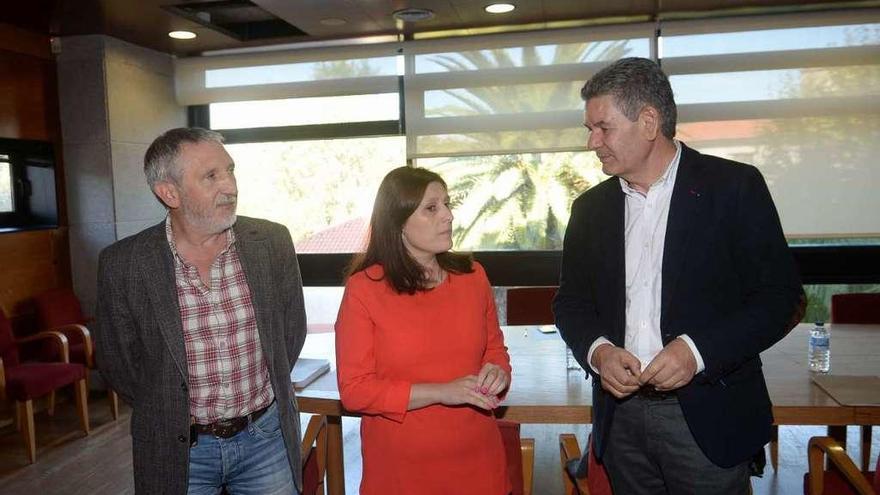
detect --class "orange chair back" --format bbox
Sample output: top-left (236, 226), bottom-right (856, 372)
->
top-left (498, 420), bottom-right (526, 495)
top-left (507, 287), bottom-right (557, 325)
top-left (0, 309), bottom-right (20, 367)
top-left (35, 288), bottom-right (87, 331)
top-left (831, 293), bottom-right (880, 324)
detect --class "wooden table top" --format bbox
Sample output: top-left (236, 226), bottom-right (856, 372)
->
top-left (296, 323), bottom-right (880, 426)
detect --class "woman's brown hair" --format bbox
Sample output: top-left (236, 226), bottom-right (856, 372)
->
top-left (347, 166), bottom-right (473, 294)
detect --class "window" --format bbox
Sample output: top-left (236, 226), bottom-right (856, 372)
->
top-left (663, 18), bottom-right (880, 241)
top-left (205, 56), bottom-right (398, 88)
top-left (418, 151), bottom-right (606, 250)
top-left (226, 136), bottom-right (405, 253)
top-left (211, 94), bottom-right (400, 129)
top-left (0, 139), bottom-right (58, 231)
top-left (0, 158), bottom-right (12, 213)
top-left (182, 10), bottom-right (880, 300)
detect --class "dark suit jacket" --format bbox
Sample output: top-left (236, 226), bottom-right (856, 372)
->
top-left (94, 216), bottom-right (307, 494)
top-left (553, 143), bottom-right (802, 468)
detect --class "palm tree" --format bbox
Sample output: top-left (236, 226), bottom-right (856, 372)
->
top-left (423, 41), bottom-right (630, 249)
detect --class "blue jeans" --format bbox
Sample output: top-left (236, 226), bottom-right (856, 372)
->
top-left (187, 401), bottom-right (298, 495)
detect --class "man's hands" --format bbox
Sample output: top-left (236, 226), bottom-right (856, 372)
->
top-left (592, 338), bottom-right (698, 398)
top-left (592, 344), bottom-right (642, 398)
top-left (640, 338), bottom-right (697, 391)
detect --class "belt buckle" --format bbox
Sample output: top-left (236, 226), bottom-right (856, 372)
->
top-left (638, 385), bottom-right (672, 401)
top-left (211, 418), bottom-right (242, 438)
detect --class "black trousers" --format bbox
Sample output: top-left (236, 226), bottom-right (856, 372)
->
top-left (602, 395), bottom-right (750, 495)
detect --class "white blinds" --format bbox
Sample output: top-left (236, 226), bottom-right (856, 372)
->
top-left (402, 23), bottom-right (654, 158)
top-left (662, 10), bottom-right (880, 236)
top-left (174, 42), bottom-right (402, 104)
top-left (174, 9), bottom-right (880, 237)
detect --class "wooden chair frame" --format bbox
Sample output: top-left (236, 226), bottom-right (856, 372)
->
top-left (560, 433), bottom-right (592, 495)
top-left (301, 414), bottom-right (328, 495)
top-left (807, 436), bottom-right (875, 495)
top-left (38, 296), bottom-right (119, 421)
top-left (0, 331), bottom-right (89, 463)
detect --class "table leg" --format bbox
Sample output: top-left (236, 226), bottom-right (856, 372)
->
top-left (326, 414), bottom-right (346, 495)
top-left (827, 425), bottom-right (847, 446)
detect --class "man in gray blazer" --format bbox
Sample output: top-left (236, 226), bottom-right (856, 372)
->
top-left (94, 127), bottom-right (307, 494)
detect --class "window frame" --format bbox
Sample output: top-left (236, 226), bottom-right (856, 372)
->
top-left (190, 13), bottom-right (880, 288)
top-left (198, 93), bottom-right (880, 288)
top-left (0, 138), bottom-right (59, 233)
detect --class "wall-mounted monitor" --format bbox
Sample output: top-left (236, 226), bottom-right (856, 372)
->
top-left (0, 137), bottom-right (58, 232)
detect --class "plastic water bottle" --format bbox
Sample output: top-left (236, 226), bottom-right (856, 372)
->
top-left (808, 321), bottom-right (830, 374)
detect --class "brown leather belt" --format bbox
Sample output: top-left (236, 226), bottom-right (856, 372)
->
top-left (192, 403), bottom-right (271, 439)
top-left (635, 385), bottom-right (676, 401)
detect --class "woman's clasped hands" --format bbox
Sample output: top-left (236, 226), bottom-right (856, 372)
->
top-left (436, 362), bottom-right (509, 411)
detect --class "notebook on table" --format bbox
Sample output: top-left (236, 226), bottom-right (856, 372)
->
top-left (290, 358), bottom-right (331, 389)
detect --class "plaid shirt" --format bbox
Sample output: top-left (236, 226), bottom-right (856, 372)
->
top-left (165, 217), bottom-right (273, 423)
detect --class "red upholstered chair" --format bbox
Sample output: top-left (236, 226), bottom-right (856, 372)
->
top-left (0, 308), bottom-right (89, 463)
top-left (559, 433), bottom-right (613, 495)
top-left (804, 436), bottom-right (878, 495)
top-left (34, 288), bottom-right (118, 420)
top-left (498, 420), bottom-right (535, 495)
top-left (506, 287), bottom-right (557, 325)
top-left (832, 293), bottom-right (880, 325)
top-left (831, 292), bottom-right (880, 471)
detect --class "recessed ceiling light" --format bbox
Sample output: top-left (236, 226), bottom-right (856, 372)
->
top-left (320, 18), bottom-right (347, 26)
top-left (392, 8), bottom-right (435, 23)
top-left (485, 3), bottom-right (515, 14)
top-left (168, 30), bottom-right (197, 40)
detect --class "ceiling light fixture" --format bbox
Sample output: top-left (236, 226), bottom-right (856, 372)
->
top-left (485, 3), bottom-right (515, 14)
top-left (392, 8), bottom-right (435, 23)
top-left (168, 30), bottom-right (197, 40)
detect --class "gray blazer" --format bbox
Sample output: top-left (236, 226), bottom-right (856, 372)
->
top-left (94, 216), bottom-right (307, 494)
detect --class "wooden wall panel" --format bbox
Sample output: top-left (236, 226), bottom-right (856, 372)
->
top-left (0, 228), bottom-right (70, 317)
top-left (0, 24), bottom-right (70, 330)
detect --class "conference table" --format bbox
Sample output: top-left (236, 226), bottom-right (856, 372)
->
top-left (295, 323), bottom-right (880, 495)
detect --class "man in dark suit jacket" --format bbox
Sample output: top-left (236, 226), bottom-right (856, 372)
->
top-left (553, 58), bottom-right (802, 494)
top-left (94, 128), bottom-right (307, 494)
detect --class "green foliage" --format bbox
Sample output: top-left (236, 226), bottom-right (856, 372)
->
top-left (421, 40), bottom-right (630, 250)
top-left (312, 59), bottom-right (382, 79)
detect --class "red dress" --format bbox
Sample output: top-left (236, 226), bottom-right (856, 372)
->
top-left (335, 262), bottom-right (512, 495)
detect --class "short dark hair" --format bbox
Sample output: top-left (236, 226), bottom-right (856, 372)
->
top-left (348, 166), bottom-right (473, 294)
top-left (144, 127), bottom-right (225, 188)
top-left (580, 57), bottom-right (677, 139)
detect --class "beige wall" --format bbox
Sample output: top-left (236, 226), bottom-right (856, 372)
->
top-left (57, 35), bottom-right (185, 315)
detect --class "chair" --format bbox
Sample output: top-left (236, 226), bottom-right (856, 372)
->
top-left (506, 287), bottom-right (557, 325)
top-left (832, 292), bottom-right (880, 472)
top-left (804, 436), bottom-right (879, 495)
top-left (559, 433), bottom-right (612, 495)
top-left (0, 308), bottom-right (89, 463)
top-left (498, 420), bottom-right (535, 495)
top-left (832, 293), bottom-right (880, 325)
top-left (301, 414), bottom-right (328, 495)
top-left (34, 288), bottom-right (119, 420)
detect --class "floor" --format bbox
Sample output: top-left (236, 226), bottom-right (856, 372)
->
top-left (0, 392), bottom-right (876, 494)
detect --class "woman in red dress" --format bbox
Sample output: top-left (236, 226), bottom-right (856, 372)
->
top-left (335, 166), bottom-right (512, 495)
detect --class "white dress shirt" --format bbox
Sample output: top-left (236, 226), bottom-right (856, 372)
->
top-left (587, 141), bottom-right (706, 374)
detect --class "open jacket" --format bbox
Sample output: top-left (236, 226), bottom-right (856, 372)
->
top-left (94, 216), bottom-right (307, 493)
top-left (554, 143), bottom-right (802, 468)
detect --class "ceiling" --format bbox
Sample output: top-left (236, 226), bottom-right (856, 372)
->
top-left (4, 0), bottom-right (879, 56)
